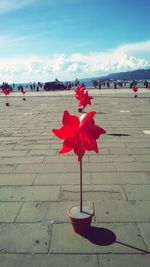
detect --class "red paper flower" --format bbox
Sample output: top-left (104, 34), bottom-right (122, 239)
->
top-left (147, 85), bottom-right (150, 90)
top-left (132, 87), bottom-right (138, 93)
top-left (21, 89), bottom-right (26, 94)
top-left (52, 110), bottom-right (106, 160)
top-left (2, 88), bottom-right (10, 96)
top-left (75, 86), bottom-right (93, 108)
top-left (81, 90), bottom-right (93, 108)
top-left (75, 86), bottom-right (85, 100)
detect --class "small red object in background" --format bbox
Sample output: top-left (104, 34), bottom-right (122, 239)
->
top-left (75, 86), bottom-right (93, 108)
top-left (147, 85), bottom-right (150, 90)
top-left (132, 87), bottom-right (138, 93)
top-left (2, 88), bottom-right (10, 96)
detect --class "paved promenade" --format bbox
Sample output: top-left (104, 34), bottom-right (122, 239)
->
top-left (0, 88), bottom-right (150, 266)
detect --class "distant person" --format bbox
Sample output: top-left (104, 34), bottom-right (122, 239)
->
top-left (114, 81), bottom-right (117, 89)
top-left (98, 80), bottom-right (101, 89)
top-left (93, 80), bottom-right (97, 88)
top-left (144, 80), bottom-right (148, 88)
top-left (130, 82), bottom-right (133, 89)
top-left (106, 81), bottom-right (110, 88)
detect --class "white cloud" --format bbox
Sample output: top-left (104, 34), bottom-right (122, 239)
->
top-left (0, 0), bottom-right (36, 14)
top-left (0, 40), bottom-right (150, 83)
top-left (117, 40), bottom-right (150, 56)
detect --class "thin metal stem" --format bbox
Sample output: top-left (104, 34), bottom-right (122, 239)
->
top-left (80, 157), bottom-right (82, 213)
top-left (80, 142), bottom-right (83, 213)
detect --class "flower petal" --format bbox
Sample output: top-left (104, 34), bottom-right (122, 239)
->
top-left (80, 111), bottom-right (96, 127)
top-left (62, 110), bottom-right (79, 129)
top-left (59, 137), bottom-right (76, 154)
top-left (59, 143), bottom-right (73, 154)
top-left (52, 125), bottom-right (75, 139)
top-left (80, 131), bottom-right (97, 151)
top-left (82, 138), bottom-right (98, 153)
top-left (84, 125), bottom-right (106, 140)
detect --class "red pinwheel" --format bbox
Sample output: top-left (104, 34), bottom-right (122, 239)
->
top-left (80, 90), bottom-right (93, 108)
top-left (75, 85), bottom-right (85, 102)
top-left (20, 88), bottom-right (26, 101)
top-left (21, 89), bottom-right (26, 94)
top-left (132, 87), bottom-right (138, 93)
top-left (52, 110), bottom-right (106, 218)
top-left (75, 86), bottom-right (93, 110)
top-left (2, 88), bottom-right (10, 96)
top-left (75, 85), bottom-right (85, 98)
top-left (52, 110), bottom-right (106, 160)
top-left (2, 83), bottom-right (10, 106)
top-left (147, 85), bottom-right (150, 90)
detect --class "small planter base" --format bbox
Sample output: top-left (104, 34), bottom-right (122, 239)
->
top-left (134, 95), bottom-right (137, 98)
top-left (68, 205), bottom-right (94, 234)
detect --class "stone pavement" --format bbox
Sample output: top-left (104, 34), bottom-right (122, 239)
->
top-left (0, 88), bottom-right (150, 266)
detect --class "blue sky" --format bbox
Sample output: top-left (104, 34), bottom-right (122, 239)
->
top-left (0, 0), bottom-right (150, 83)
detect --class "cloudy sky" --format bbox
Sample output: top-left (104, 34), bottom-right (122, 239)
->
top-left (0, 0), bottom-right (150, 83)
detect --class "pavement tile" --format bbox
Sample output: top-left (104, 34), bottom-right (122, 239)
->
top-left (94, 200), bottom-right (150, 222)
top-left (14, 163), bottom-right (81, 173)
top-left (125, 142), bottom-right (150, 148)
top-left (139, 223), bottom-right (150, 251)
top-left (34, 173), bottom-right (91, 185)
top-left (91, 172), bottom-right (150, 185)
top-left (50, 223), bottom-right (147, 254)
top-left (13, 144), bottom-right (49, 150)
top-left (60, 185), bottom-right (126, 201)
top-left (0, 136), bottom-right (23, 141)
top-left (89, 154), bottom-right (136, 163)
top-left (0, 254), bottom-right (98, 267)
top-left (0, 156), bottom-right (45, 164)
top-left (27, 149), bottom-right (57, 156)
top-left (0, 186), bottom-right (60, 201)
top-left (109, 147), bottom-right (150, 155)
top-left (0, 223), bottom-right (50, 253)
top-left (44, 155), bottom-right (89, 163)
top-left (0, 202), bottom-right (22, 222)
top-left (100, 143), bottom-right (126, 148)
top-left (0, 150), bottom-right (28, 157)
top-left (123, 184), bottom-right (150, 200)
top-left (89, 162), bottom-right (117, 172)
top-left (0, 145), bottom-right (15, 150)
top-left (16, 201), bottom-right (78, 222)
top-left (0, 164), bottom-right (17, 173)
top-left (99, 255), bottom-right (150, 267)
top-left (23, 135), bottom-right (50, 140)
top-left (115, 162), bottom-right (150, 172)
top-left (0, 173), bottom-right (35, 185)
top-left (134, 155), bottom-right (150, 162)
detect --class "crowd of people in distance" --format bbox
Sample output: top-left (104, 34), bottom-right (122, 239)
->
top-left (0, 79), bottom-right (150, 93)
top-left (92, 79), bottom-right (128, 89)
top-left (92, 79), bottom-right (150, 90)
top-left (64, 78), bottom-right (80, 90)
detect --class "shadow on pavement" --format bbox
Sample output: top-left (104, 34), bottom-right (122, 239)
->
top-left (80, 226), bottom-right (150, 254)
top-left (80, 226), bottom-right (116, 246)
top-left (108, 133), bottom-right (130, 137)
